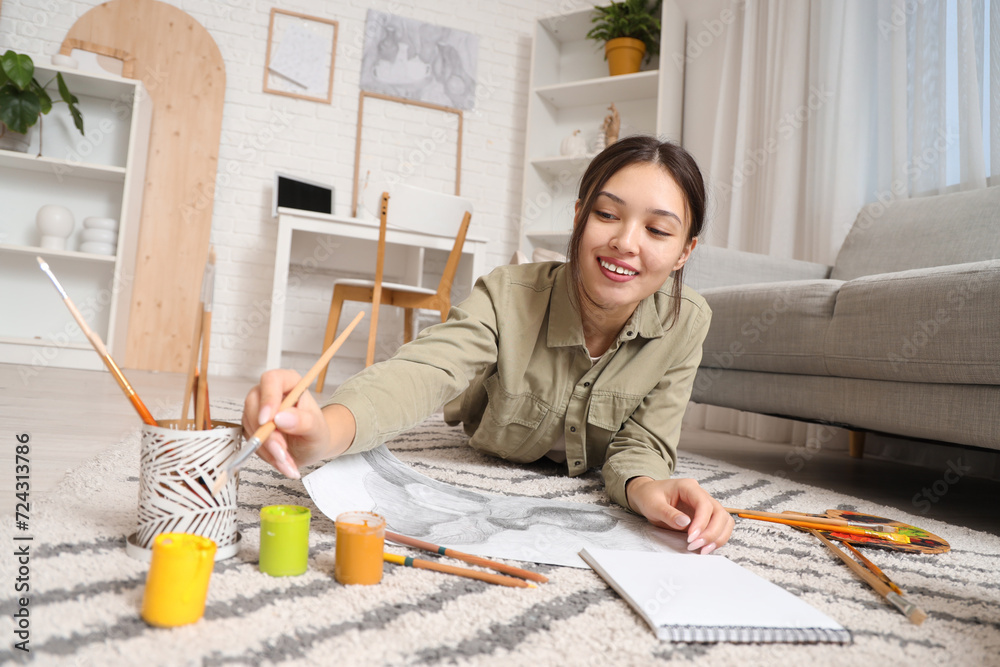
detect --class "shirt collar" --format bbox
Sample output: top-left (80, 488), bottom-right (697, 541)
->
top-left (546, 264), bottom-right (669, 348)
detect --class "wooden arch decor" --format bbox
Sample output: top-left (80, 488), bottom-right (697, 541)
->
top-left (61, 0), bottom-right (227, 372)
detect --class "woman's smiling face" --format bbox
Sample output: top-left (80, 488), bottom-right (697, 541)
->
top-left (577, 161), bottom-right (697, 318)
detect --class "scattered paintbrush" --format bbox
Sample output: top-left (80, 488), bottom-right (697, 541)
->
top-left (383, 552), bottom-right (536, 589)
top-left (726, 507), bottom-right (897, 533)
top-left (386, 531), bottom-right (548, 583)
top-left (37, 256), bottom-right (157, 426)
top-left (210, 310), bottom-right (366, 495)
top-left (841, 540), bottom-right (904, 596)
top-left (808, 528), bottom-right (927, 625)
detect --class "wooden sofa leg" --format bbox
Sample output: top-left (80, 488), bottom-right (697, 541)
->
top-left (848, 430), bottom-right (866, 459)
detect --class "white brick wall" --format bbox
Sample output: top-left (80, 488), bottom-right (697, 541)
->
top-left (1, 0), bottom-right (574, 382)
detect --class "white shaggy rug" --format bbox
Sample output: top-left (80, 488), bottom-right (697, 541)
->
top-left (1, 399), bottom-right (999, 666)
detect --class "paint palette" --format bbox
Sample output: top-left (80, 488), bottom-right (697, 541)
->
top-left (796, 509), bottom-right (950, 554)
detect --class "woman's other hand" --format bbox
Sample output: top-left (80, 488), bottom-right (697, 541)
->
top-left (625, 476), bottom-right (734, 555)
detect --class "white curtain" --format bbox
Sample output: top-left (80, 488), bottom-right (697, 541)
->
top-left (690, 0), bottom-right (998, 448)
top-left (874, 0), bottom-right (998, 195)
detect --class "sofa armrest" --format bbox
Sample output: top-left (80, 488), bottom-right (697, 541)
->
top-left (683, 245), bottom-right (832, 291)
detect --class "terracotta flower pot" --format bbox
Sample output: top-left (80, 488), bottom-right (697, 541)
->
top-left (605, 37), bottom-right (646, 76)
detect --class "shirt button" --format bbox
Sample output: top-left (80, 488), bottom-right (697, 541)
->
top-left (583, 381), bottom-right (590, 387)
top-left (574, 461), bottom-right (582, 466)
top-left (569, 426), bottom-right (576, 432)
top-left (626, 331), bottom-right (633, 337)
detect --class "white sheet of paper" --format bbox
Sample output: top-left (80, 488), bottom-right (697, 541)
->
top-left (302, 446), bottom-right (689, 568)
top-left (268, 23), bottom-right (328, 92)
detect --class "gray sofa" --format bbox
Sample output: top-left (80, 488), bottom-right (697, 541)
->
top-left (683, 185), bottom-right (1000, 456)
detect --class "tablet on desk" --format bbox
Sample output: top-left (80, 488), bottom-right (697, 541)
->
top-left (272, 171), bottom-right (334, 218)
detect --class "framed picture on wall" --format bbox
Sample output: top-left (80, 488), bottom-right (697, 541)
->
top-left (263, 8), bottom-right (339, 103)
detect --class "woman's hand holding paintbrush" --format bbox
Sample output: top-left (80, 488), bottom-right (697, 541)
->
top-left (226, 311), bottom-right (366, 488)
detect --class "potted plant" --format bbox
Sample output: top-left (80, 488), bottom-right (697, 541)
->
top-left (0, 50), bottom-right (84, 154)
top-left (586, 0), bottom-right (662, 76)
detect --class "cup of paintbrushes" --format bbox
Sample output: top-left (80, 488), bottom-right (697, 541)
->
top-left (126, 419), bottom-right (243, 562)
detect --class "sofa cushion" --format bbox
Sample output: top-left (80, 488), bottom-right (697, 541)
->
top-left (824, 259), bottom-right (1000, 385)
top-left (831, 185), bottom-right (1000, 281)
top-left (699, 280), bottom-right (843, 376)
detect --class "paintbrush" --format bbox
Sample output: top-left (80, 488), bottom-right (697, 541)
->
top-left (383, 552), bottom-right (536, 589)
top-left (180, 308), bottom-right (203, 426)
top-left (842, 540), bottom-right (905, 595)
top-left (808, 528), bottom-right (927, 625)
top-left (726, 507), bottom-right (897, 533)
top-left (386, 531), bottom-right (548, 583)
top-left (734, 513), bottom-right (910, 544)
top-left (37, 256), bottom-right (157, 426)
top-left (210, 310), bottom-right (366, 495)
top-left (195, 248), bottom-right (216, 430)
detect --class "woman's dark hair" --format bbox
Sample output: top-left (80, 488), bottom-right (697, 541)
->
top-left (566, 135), bottom-right (706, 328)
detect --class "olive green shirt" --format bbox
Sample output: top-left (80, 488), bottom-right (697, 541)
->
top-left (326, 261), bottom-right (711, 512)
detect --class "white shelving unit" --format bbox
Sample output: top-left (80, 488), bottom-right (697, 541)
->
top-left (0, 61), bottom-right (151, 373)
top-left (519, 3), bottom-right (685, 256)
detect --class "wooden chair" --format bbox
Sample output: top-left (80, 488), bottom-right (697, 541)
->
top-left (314, 185), bottom-right (474, 393)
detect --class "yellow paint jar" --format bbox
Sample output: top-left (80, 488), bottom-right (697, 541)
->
top-left (334, 511), bottom-right (385, 585)
top-left (141, 532), bottom-right (217, 627)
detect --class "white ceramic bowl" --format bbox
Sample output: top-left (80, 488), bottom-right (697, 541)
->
top-left (79, 241), bottom-right (117, 256)
top-left (81, 228), bottom-right (118, 244)
top-left (82, 216), bottom-right (119, 232)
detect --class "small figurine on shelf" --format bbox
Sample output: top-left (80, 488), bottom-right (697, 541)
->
top-left (602, 103), bottom-right (620, 147)
top-left (560, 129), bottom-right (588, 157)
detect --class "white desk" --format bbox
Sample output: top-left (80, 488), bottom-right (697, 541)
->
top-left (267, 208), bottom-right (488, 369)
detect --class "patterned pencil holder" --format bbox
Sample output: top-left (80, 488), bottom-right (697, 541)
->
top-left (126, 419), bottom-right (243, 562)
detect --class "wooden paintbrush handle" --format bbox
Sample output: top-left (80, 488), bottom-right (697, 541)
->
top-left (246, 312), bottom-right (366, 452)
top-left (726, 507), bottom-right (848, 527)
top-left (385, 530), bottom-right (548, 583)
top-left (810, 529), bottom-right (927, 625)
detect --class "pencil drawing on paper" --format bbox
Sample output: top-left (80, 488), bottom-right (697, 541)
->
top-left (360, 9), bottom-right (479, 110)
top-left (340, 446), bottom-right (686, 567)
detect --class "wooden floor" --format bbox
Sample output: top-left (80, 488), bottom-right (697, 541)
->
top-left (1, 365), bottom-right (998, 536)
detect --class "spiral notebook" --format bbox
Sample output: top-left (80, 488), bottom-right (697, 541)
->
top-left (580, 548), bottom-right (851, 644)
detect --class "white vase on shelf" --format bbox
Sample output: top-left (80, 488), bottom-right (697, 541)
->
top-left (560, 130), bottom-right (588, 157)
top-left (0, 127), bottom-right (33, 153)
top-left (36, 205), bottom-right (76, 250)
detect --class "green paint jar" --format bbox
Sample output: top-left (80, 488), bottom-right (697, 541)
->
top-left (259, 505), bottom-right (311, 577)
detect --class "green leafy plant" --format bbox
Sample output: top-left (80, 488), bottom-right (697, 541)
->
top-left (586, 0), bottom-right (662, 61)
top-left (0, 50), bottom-right (84, 140)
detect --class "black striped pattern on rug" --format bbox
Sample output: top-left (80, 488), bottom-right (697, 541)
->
top-left (1, 407), bottom-right (998, 666)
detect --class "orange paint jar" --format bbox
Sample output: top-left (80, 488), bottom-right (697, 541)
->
top-left (334, 511), bottom-right (385, 585)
